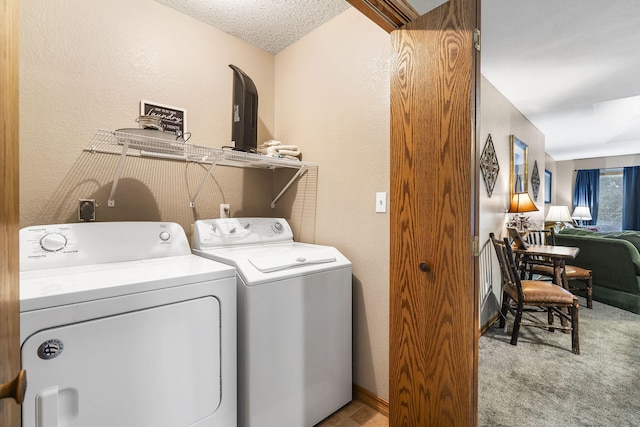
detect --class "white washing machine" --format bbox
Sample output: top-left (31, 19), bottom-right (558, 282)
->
top-left (192, 217), bottom-right (352, 427)
top-left (19, 222), bottom-right (237, 427)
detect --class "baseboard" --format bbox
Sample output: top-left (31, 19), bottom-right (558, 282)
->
top-left (353, 384), bottom-right (389, 417)
top-left (480, 312), bottom-right (501, 334)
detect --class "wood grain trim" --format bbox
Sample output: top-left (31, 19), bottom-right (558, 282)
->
top-left (0, 0), bottom-right (21, 424)
top-left (389, 0), bottom-right (478, 425)
top-left (346, 0), bottom-right (420, 32)
top-left (353, 384), bottom-right (390, 417)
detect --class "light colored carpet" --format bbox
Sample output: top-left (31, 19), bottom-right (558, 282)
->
top-left (479, 296), bottom-right (640, 426)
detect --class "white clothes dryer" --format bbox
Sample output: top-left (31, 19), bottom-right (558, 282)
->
top-left (192, 218), bottom-right (352, 427)
top-left (19, 222), bottom-right (237, 427)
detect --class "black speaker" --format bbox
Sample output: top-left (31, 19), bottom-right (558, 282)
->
top-left (229, 64), bottom-right (258, 152)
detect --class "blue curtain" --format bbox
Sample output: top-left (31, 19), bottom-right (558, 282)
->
top-left (623, 166), bottom-right (640, 230)
top-left (573, 169), bottom-right (599, 225)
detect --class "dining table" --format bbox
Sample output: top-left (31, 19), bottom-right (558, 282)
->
top-left (511, 244), bottom-right (580, 290)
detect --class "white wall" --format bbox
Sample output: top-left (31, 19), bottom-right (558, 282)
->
top-left (479, 76), bottom-right (545, 327)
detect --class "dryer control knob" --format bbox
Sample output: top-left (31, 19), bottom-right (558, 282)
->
top-left (159, 231), bottom-right (171, 241)
top-left (40, 233), bottom-right (67, 252)
top-left (272, 222), bottom-right (284, 233)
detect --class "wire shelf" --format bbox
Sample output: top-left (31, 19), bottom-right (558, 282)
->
top-left (85, 129), bottom-right (314, 168)
top-left (84, 129), bottom-right (316, 207)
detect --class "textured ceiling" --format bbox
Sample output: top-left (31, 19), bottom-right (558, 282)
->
top-left (154, 0), bottom-right (351, 54)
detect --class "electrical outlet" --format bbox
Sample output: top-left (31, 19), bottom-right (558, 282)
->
top-left (78, 199), bottom-right (96, 222)
top-left (220, 203), bottom-right (230, 218)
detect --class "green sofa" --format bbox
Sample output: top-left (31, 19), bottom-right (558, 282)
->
top-left (554, 228), bottom-right (640, 314)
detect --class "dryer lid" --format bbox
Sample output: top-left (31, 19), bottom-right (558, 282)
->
top-left (248, 251), bottom-right (336, 273)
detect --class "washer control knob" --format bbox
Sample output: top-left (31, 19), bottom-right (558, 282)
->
top-left (40, 233), bottom-right (67, 252)
top-left (159, 231), bottom-right (171, 241)
top-left (272, 222), bottom-right (284, 233)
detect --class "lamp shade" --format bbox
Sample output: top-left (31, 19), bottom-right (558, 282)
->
top-left (545, 205), bottom-right (572, 222)
top-left (508, 192), bottom-right (539, 213)
top-left (572, 206), bottom-right (592, 221)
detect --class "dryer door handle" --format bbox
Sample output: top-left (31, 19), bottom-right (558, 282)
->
top-left (36, 386), bottom-right (59, 427)
top-left (0, 369), bottom-right (26, 404)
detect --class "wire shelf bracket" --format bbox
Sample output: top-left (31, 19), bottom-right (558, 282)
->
top-left (270, 166), bottom-right (308, 208)
top-left (189, 157), bottom-right (221, 208)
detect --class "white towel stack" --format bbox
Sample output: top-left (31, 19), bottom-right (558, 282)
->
top-left (257, 140), bottom-right (301, 160)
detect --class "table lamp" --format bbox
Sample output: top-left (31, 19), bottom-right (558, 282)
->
top-left (545, 205), bottom-right (573, 232)
top-left (572, 206), bottom-right (592, 226)
top-left (508, 192), bottom-right (539, 232)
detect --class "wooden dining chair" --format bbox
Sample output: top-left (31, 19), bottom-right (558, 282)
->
top-left (525, 228), bottom-right (551, 245)
top-left (520, 229), bottom-right (554, 280)
top-left (526, 229), bottom-right (593, 309)
top-left (490, 233), bottom-right (580, 354)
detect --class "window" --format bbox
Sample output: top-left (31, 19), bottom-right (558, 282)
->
top-left (598, 169), bottom-right (623, 231)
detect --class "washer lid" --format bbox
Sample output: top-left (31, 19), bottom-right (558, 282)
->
top-left (248, 251), bottom-right (336, 273)
top-left (193, 242), bottom-right (351, 285)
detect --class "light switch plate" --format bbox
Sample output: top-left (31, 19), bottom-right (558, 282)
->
top-left (375, 192), bottom-right (387, 213)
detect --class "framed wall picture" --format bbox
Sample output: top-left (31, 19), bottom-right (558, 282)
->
top-left (510, 135), bottom-right (528, 196)
top-left (544, 169), bottom-right (552, 204)
top-left (140, 100), bottom-right (187, 137)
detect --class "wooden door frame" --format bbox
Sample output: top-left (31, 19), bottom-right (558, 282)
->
top-left (351, 0), bottom-right (480, 424)
top-left (1, 0), bottom-right (22, 424)
top-left (389, 0), bottom-right (479, 422)
top-left (346, 0), bottom-right (420, 32)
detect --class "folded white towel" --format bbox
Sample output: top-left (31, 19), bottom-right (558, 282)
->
top-left (260, 140), bottom-right (282, 148)
top-left (275, 147), bottom-right (300, 157)
top-left (266, 146), bottom-right (279, 156)
top-left (258, 140), bottom-right (280, 155)
top-left (258, 140), bottom-right (301, 159)
top-left (273, 144), bottom-right (298, 151)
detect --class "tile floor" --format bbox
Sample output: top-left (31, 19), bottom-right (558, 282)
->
top-left (316, 399), bottom-right (389, 427)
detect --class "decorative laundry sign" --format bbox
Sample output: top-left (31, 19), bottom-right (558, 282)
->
top-left (140, 100), bottom-right (187, 137)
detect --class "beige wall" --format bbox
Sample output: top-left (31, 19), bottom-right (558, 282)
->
top-left (275, 8), bottom-right (391, 400)
top-left (479, 76), bottom-right (546, 327)
top-left (20, 0), bottom-right (281, 232)
top-left (20, 1), bottom-right (392, 401)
